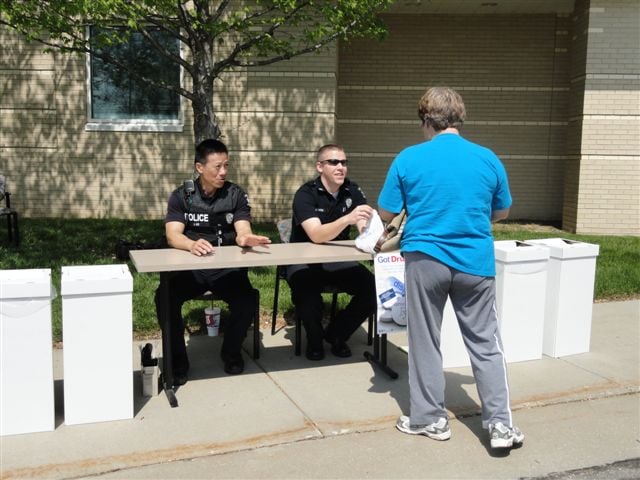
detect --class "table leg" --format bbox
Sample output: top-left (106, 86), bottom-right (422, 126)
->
top-left (363, 312), bottom-right (398, 379)
top-left (12, 212), bottom-right (19, 246)
top-left (364, 332), bottom-right (399, 380)
top-left (253, 288), bottom-right (260, 360)
top-left (159, 271), bottom-right (178, 407)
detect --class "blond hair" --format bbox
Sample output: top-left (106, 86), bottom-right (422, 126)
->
top-left (418, 87), bottom-right (466, 131)
top-left (316, 144), bottom-right (345, 161)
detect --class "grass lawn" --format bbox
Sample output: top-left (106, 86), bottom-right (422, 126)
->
top-left (1, 218), bottom-right (638, 341)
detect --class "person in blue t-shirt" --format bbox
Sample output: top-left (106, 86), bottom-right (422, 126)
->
top-left (378, 87), bottom-right (524, 451)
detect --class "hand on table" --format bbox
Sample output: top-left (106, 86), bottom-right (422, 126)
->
top-left (190, 238), bottom-right (215, 256)
top-left (237, 234), bottom-right (272, 248)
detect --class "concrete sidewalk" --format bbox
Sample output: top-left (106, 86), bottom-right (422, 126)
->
top-left (1, 300), bottom-right (638, 479)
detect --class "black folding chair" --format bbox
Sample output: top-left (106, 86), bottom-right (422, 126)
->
top-left (0, 175), bottom-right (19, 246)
top-left (270, 219), bottom-right (373, 356)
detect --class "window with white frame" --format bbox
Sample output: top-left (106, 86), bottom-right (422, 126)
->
top-left (86, 26), bottom-right (182, 132)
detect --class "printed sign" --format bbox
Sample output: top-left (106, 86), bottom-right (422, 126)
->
top-left (373, 251), bottom-right (407, 334)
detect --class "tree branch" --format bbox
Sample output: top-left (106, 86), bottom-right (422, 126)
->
top-left (211, 0), bottom-right (231, 23)
top-left (176, 0), bottom-right (196, 46)
top-left (93, 48), bottom-right (195, 101)
top-left (0, 18), bottom-right (195, 101)
top-left (214, 1), bottom-right (312, 73)
top-left (232, 31), bottom-right (341, 68)
top-left (143, 13), bottom-right (189, 45)
top-left (137, 21), bottom-right (193, 77)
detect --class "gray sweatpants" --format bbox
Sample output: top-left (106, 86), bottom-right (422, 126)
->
top-left (404, 251), bottom-right (514, 429)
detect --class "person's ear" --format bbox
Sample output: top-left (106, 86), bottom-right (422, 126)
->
top-left (194, 162), bottom-right (204, 175)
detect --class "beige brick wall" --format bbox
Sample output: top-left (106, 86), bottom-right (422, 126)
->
top-left (1, 2), bottom-right (638, 234)
top-left (563, 0), bottom-right (640, 235)
top-left (0, 27), bottom-right (57, 149)
top-left (0, 28), bottom-right (338, 221)
top-left (337, 13), bottom-right (571, 221)
top-left (0, 30), bottom-right (195, 218)
top-left (562, 0), bottom-right (590, 233)
top-left (217, 46), bottom-right (339, 221)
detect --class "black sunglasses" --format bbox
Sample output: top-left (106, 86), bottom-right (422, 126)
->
top-left (321, 159), bottom-right (348, 166)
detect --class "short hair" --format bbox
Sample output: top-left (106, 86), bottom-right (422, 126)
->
top-left (418, 87), bottom-right (466, 131)
top-left (316, 143), bottom-right (345, 161)
top-left (195, 139), bottom-right (228, 164)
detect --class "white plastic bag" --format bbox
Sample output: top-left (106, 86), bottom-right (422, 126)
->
top-left (355, 210), bottom-right (385, 254)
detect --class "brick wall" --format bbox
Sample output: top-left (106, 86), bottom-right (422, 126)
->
top-left (1, 3), bottom-right (638, 233)
top-left (0, 27), bottom-right (338, 221)
top-left (0, 28), bottom-right (194, 219)
top-left (214, 46), bottom-right (339, 221)
top-left (563, 0), bottom-right (640, 235)
top-left (337, 13), bottom-right (571, 221)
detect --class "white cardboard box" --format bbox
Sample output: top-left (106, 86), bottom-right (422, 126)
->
top-left (61, 265), bottom-right (133, 425)
top-left (1, 268), bottom-right (55, 436)
top-left (526, 238), bottom-right (600, 357)
top-left (441, 298), bottom-right (471, 368)
top-left (494, 240), bottom-right (550, 363)
top-left (401, 299), bottom-right (471, 369)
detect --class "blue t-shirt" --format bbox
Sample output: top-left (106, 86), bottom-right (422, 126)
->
top-left (378, 133), bottom-right (512, 276)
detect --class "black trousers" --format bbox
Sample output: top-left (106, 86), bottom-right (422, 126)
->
top-left (155, 268), bottom-right (255, 373)
top-left (288, 263), bottom-right (376, 350)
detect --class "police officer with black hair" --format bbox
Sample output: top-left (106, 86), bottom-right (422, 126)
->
top-left (155, 139), bottom-right (271, 382)
top-left (288, 144), bottom-right (377, 361)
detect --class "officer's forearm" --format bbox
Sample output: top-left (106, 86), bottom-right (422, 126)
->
top-left (167, 232), bottom-right (195, 252)
top-left (307, 217), bottom-right (350, 244)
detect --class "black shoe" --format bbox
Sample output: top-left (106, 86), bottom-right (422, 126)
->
top-left (330, 339), bottom-right (352, 358)
top-left (141, 343), bottom-right (158, 367)
top-left (173, 371), bottom-right (188, 386)
top-left (324, 331), bottom-right (352, 358)
top-left (325, 335), bottom-right (352, 358)
top-left (224, 357), bottom-right (245, 375)
top-left (305, 346), bottom-right (325, 361)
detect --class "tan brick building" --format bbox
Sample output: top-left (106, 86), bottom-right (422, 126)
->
top-left (1, 0), bottom-right (638, 234)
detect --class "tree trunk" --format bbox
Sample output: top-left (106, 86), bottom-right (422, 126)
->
top-left (192, 76), bottom-right (221, 144)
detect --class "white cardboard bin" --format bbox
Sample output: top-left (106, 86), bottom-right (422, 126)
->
top-left (526, 238), bottom-right (600, 357)
top-left (61, 264), bottom-right (133, 425)
top-left (1, 268), bottom-right (55, 436)
top-left (441, 298), bottom-right (471, 368)
top-left (494, 240), bottom-right (550, 363)
top-left (400, 299), bottom-right (472, 368)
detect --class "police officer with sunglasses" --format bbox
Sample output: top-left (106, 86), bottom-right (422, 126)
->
top-left (288, 144), bottom-right (376, 361)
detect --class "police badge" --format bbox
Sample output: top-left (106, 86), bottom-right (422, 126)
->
top-left (346, 198), bottom-right (352, 209)
top-left (226, 213), bottom-right (234, 224)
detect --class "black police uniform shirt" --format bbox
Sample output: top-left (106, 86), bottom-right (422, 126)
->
top-left (290, 177), bottom-right (367, 243)
top-left (165, 179), bottom-right (251, 247)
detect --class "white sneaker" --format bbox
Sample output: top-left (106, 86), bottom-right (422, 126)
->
top-left (396, 415), bottom-right (451, 441)
top-left (489, 422), bottom-right (525, 449)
